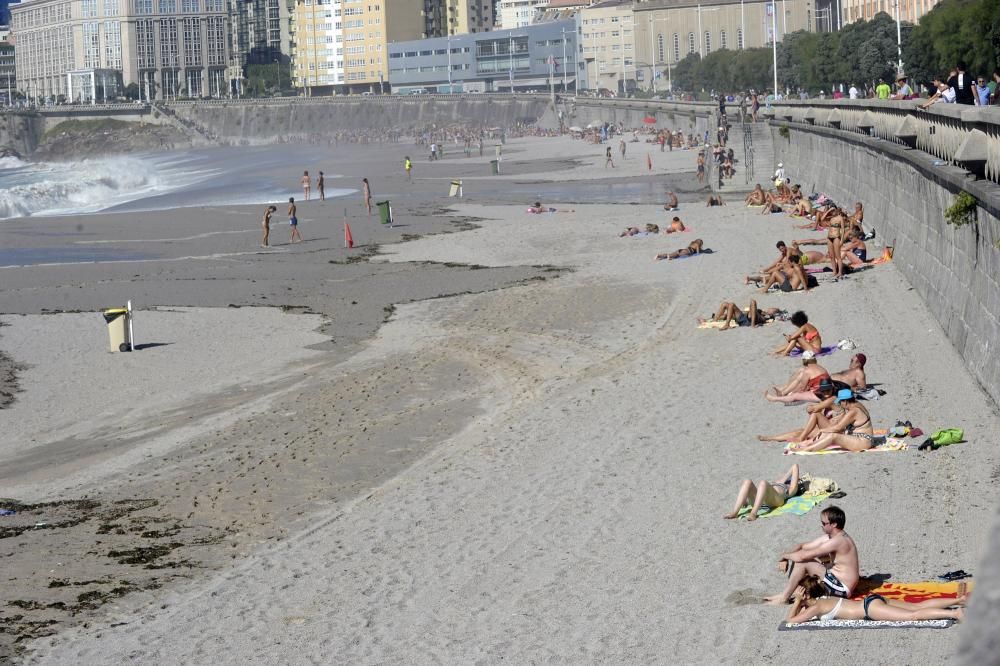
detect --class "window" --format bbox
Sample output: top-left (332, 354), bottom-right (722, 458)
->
top-left (688, 32), bottom-right (695, 54)
top-left (159, 0), bottom-right (175, 12)
top-left (720, 30), bottom-right (727, 50)
top-left (704, 31), bottom-right (711, 54)
top-left (182, 0), bottom-right (198, 11)
top-left (737, 28), bottom-right (744, 49)
top-left (183, 17), bottom-right (201, 65)
top-left (104, 0), bottom-right (119, 16)
top-left (159, 18), bottom-right (178, 67)
top-left (81, 0), bottom-right (97, 17)
top-left (104, 20), bottom-right (122, 68)
top-left (83, 22), bottom-right (99, 67)
top-left (136, 18), bottom-right (155, 67)
top-left (672, 33), bottom-right (680, 62)
top-left (656, 33), bottom-right (664, 63)
top-left (206, 15), bottom-right (225, 65)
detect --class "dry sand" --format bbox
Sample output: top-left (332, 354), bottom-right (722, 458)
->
top-left (2, 136), bottom-right (998, 664)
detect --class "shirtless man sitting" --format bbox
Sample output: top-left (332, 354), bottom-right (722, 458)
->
top-left (663, 216), bottom-right (685, 233)
top-left (745, 184), bottom-right (766, 206)
top-left (831, 353), bottom-right (867, 390)
top-left (764, 505), bottom-right (860, 605)
top-left (664, 191), bottom-right (679, 211)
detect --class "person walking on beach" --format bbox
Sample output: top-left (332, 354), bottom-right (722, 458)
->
top-left (764, 505), bottom-right (860, 605)
top-left (261, 205), bottom-right (276, 247)
top-left (317, 171), bottom-right (325, 202)
top-left (301, 171), bottom-right (311, 200)
top-left (605, 145), bottom-right (615, 169)
top-left (619, 139), bottom-right (626, 160)
top-left (288, 197), bottom-right (302, 243)
top-left (404, 156), bottom-right (412, 181)
top-left (362, 177), bottom-right (373, 216)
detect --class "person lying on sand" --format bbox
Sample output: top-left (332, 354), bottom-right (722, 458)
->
top-left (786, 389), bottom-right (877, 453)
top-left (620, 223), bottom-right (660, 237)
top-left (764, 505), bottom-right (860, 605)
top-left (790, 242), bottom-right (826, 266)
top-left (831, 353), bottom-right (867, 391)
top-left (654, 238), bottom-right (704, 261)
top-left (664, 192), bottom-right (679, 211)
top-left (664, 217), bottom-right (685, 233)
top-left (773, 310), bottom-right (822, 356)
top-left (706, 195), bottom-right (725, 207)
top-left (528, 201), bottom-right (575, 214)
top-left (786, 575), bottom-right (967, 624)
top-left (699, 299), bottom-right (782, 330)
top-left (758, 381), bottom-right (843, 443)
top-left (765, 355), bottom-right (831, 403)
top-left (723, 463), bottom-right (801, 521)
top-left (745, 184), bottom-right (766, 206)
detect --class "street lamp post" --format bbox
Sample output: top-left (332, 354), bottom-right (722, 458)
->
top-left (447, 35), bottom-right (452, 93)
top-left (698, 4), bottom-right (703, 58)
top-left (561, 27), bottom-right (568, 92)
top-left (275, 57), bottom-right (282, 92)
top-left (892, 0), bottom-right (903, 73)
top-left (771, 0), bottom-right (778, 97)
top-left (740, 0), bottom-right (745, 49)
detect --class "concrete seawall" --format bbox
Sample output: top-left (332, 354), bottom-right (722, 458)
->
top-left (767, 118), bottom-right (1000, 662)
top-left (0, 112), bottom-right (44, 156)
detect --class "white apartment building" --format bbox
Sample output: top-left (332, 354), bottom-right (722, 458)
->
top-left (496, 0), bottom-right (547, 29)
top-left (11, 0), bottom-right (231, 101)
top-left (576, 0), bottom-right (633, 94)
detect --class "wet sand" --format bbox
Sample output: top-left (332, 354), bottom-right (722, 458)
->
top-left (2, 136), bottom-right (998, 663)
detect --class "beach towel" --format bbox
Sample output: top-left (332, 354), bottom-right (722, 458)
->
top-left (779, 619), bottom-right (954, 631)
top-left (789, 345), bottom-right (837, 358)
top-left (851, 580), bottom-right (972, 603)
top-left (736, 493), bottom-right (831, 520)
top-left (783, 437), bottom-right (908, 455)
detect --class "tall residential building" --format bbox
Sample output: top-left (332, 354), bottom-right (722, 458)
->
top-left (11, 0), bottom-right (231, 101)
top-left (496, 0), bottom-right (547, 29)
top-left (633, 0), bottom-right (817, 91)
top-left (444, 0), bottom-right (494, 34)
top-left (575, 0), bottom-right (633, 94)
top-left (291, 0), bottom-right (422, 95)
top-left (0, 38), bottom-right (14, 101)
top-left (229, 0), bottom-right (292, 67)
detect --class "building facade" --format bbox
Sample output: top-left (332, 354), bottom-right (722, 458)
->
top-left (0, 38), bottom-right (14, 101)
top-left (839, 0), bottom-right (940, 24)
top-left (633, 0), bottom-right (817, 92)
top-left (387, 19), bottom-right (575, 93)
top-left (444, 0), bottom-right (494, 35)
top-left (496, 0), bottom-right (546, 29)
top-left (11, 0), bottom-right (231, 101)
top-left (575, 0), bottom-right (633, 94)
top-left (229, 0), bottom-right (292, 67)
top-left (291, 0), bottom-right (423, 94)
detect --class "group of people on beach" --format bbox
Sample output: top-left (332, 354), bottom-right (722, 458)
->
top-left (259, 174), bottom-right (375, 248)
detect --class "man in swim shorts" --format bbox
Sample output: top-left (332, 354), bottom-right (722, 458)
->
top-left (288, 197), bottom-right (302, 243)
top-left (764, 506), bottom-right (860, 605)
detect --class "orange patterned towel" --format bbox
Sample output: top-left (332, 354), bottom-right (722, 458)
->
top-left (851, 580), bottom-right (972, 603)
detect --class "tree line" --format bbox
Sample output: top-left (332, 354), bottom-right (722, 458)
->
top-left (661, 0), bottom-right (998, 95)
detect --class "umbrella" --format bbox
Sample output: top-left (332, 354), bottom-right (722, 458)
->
top-left (643, 116), bottom-right (657, 124)
top-left (568, 126), bottom-right (584, 132)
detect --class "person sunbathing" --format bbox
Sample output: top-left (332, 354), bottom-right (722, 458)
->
top-left (664, 191), bottom-right (679, 211)
top-left (664, 216), bottom-right (685, 233)
top-left (765, 355), bottom-right (831, 403)
top-left (773, 310), bottom-right (821, 356)
top-left (792, 197), bottom-right (813, 218)
top-left (654, 238), bottom-right (705, 261)
top-left (723, 463), bottom-right (801, 521)
top-left (620, 223), bottom-right (660, 237)
top-left (528, 201), bottom-right (574, 214)
top-left (791, 242), bottom-right (826, 266)
top-left (706, 195), bottom-right (725, 207)
top-left (786, 575), bottom-right (967, 624)
top-left (745, 184), bottom-right (766, 206)
top-left (787, 390), bottom-right (876, 453)
top-left (700, 299), bottom-right (782, 330)
top-left (841, 232), bottom-right (868, 267)
top-left (758, 264), bottom-right (808, 293)
top-left (758, 381), bottom-right (845, 443)
top-left (831, 353), bottom-right (867, 391)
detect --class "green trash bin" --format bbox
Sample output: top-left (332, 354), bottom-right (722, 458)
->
top-left (490, 159), bottom-right (500, 175)
top-left (377, 200), bottom-right (393, 225)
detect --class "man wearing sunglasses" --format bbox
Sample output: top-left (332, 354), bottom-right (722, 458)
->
top-left (764, 505), bottom-right (861, 605)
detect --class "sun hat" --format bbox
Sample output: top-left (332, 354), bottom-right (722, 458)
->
top-left (835, 388), bottom-right (855, 403)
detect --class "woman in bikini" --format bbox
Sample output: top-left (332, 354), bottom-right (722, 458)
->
top-left (655, 238), bottom-right (704, 261)
top-left (788, 389), bottom-right (876, 453)
top-left (773, 310), bottom-right (821, 356)
top-left (301, 171), bottom-right (311, 200)
top-left (826, 209), bottom-right (847, 279)
top-left (700, 299), bottom-right (782, 330)
top-left (765, 356), bottom-right (831, 404)
top-left (786, 575), bottom-right (966, 625)
top-left (723, 463), bottom-right (802, 521)
top-left (758, 381), bottom-right (844, 443)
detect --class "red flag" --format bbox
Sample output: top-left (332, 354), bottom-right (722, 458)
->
top-left (344, 222), bottom-right (354, 249)
top-left (646, 154), bottom-right (652, 171)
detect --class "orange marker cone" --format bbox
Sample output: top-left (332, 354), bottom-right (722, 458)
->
top-left (646, 153), bottom-right (652, 171)
top-left (344, 222), bottom-right (354, 249)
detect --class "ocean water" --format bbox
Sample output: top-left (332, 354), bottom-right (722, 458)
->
top-left (0, 144), bottom-right (355, 220)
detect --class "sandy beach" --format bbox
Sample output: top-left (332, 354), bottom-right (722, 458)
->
top-left (2, 135), bottom-right (998, 663)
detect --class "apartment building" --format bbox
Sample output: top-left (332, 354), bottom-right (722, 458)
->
top-left (11, 0), bottom-right (231, 101)
top-left (839, 0), bottom-right (940, 24)
top-left (291, 0), bottom-right (422, 95)
top-left (0, 38), bottom-right (14, 101)
top-left (444, 0), bottom-right (494, 34)
top-left (633, 0), bottom-right (816, 91)
top-left (495, 0), bottom-right (546, 29)
top-left (575, 0), bottom-right (633, 95)
top-left (229, 0), bottom-right (292, 67)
